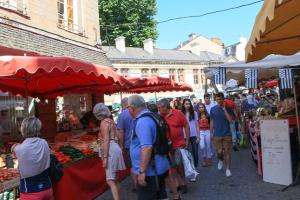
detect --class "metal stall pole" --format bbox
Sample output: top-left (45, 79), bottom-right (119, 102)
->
top-left (282, 74), bottom-right (300, 191)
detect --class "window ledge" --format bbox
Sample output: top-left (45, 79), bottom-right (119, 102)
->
top-left (0, 6), bottom-right (30, 19)
top-left (57, 25), bottom-right (87, 38)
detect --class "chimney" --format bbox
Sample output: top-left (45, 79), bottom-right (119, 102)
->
top-left (143, 38), bottom-right (154, 54)
top-left (188, 33), bottom-right (197, 41)
top-left (211, 37), bottom-right (224, 47)
top-left (115, 36), bottom-right (126, 53)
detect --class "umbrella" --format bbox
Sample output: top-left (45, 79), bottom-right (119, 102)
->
top-left (0, 56), bottom-right (127, 112)
top-left (246, 0), bottom-right (300, 62)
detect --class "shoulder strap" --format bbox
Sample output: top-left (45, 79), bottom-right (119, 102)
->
top-left (133, 112), bottom-right (156, 138)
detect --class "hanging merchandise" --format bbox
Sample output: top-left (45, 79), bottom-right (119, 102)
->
top-left (213, 67), bottom-right (226, 85)
top-left (245, 68), bottom-right (258, 89)
top-left (279, 68), bottom-right (293, 89)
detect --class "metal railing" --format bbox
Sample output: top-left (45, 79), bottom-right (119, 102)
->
top-left (0, 0), bottom-right (27, 15)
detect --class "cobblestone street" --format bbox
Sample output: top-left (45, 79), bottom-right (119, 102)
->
top-left (97, 148), bottom-right (300, 200)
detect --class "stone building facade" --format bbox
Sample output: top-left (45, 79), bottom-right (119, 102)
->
top-left (0, 0), bottom-right (109, 65)
top-left (103, 37), bottom-right (225, 103)
top-left (0, 0), bottom-right (108, 140)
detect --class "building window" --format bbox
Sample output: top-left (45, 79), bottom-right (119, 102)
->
top-left (0, 0), bottom-right (27, 14)
top-left (57, 0), bottom-right (84, 35)
top-left (200, 69), bottom-right (205, 85)
top-left (193, 69), bottom-right (199, 85)
top-left (141, 68), bottom-right (149, 78)
top-left (151, 68), bottom-right (158, 76)
top-left (177, 69), bottom-right (184, 83)
top-left (169, 69), bottom-right (175, 81)
top-left (121, 68), bottom-right (129, 77)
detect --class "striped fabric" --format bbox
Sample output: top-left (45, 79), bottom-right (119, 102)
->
top-left (279, 68), bottom-right (293, 89)
top-left (213, 67), bottom-right (226, 85)
top-left (245, 68), bottom-right (258, 89)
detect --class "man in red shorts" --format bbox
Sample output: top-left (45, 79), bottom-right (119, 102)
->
top-left (157, 98), bottom-right (190, 194)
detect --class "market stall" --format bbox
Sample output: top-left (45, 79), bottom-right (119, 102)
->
top-left (206, 50), bottom-right (300, 185)
top-left (0, 55), bottom-right (132, 199)
top-left (0, 56), bottom-right (188, 198)
top-left (245, 0), bottom-right (300, 62)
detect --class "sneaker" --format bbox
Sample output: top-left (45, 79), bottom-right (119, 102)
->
top-left (226, 169), bottom-right (232, 177)
top-left (233, 145), bottom-right (238, 152)
top-left (190, 177), bottom-right (196, 182)
top-left (217, 160), bottom-right (223, 170)
top-left (180, 185), bottom-right (188, 194)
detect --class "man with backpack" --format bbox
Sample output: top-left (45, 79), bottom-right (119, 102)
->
top-left (128, 95), bottom-right (170, 200)
top-left (157, 98), bottom-right (190, 194)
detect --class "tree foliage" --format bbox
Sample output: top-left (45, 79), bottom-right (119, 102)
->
top-left (99, 0), bottom-right (158, 47)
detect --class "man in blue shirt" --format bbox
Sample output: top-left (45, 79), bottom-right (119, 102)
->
top-left (210, 92), bottom-right (234, 177)
top-left (117, 97), bottom-right (135, 190)
top-left (128, 95), bottom-right (170, 200)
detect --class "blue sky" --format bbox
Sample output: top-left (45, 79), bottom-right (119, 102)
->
top-left (155, 0), bottom-right (263, 49)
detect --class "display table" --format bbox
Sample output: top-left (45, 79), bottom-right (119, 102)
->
top-left (53, 155), bottom-right (130, 200)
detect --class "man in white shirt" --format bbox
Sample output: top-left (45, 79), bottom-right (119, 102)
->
top-left (204, 93), bottom-right (216, 115)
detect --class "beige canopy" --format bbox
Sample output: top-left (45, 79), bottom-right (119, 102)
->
top-left (245, 0), bottom-right (300, 62)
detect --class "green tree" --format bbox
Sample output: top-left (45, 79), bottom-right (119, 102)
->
top-left (99, 0), bottom-right (158, 47)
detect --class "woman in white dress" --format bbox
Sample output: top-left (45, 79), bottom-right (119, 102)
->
top-left (93, 103), bottom-right (125, 200)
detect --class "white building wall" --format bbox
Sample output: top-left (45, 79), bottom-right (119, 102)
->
top-left (184, 69), bottom-right (194, 86)
top-left (179, 36), bottom-right (224, 56)
top-left (236, 37), bottom-right (247, 61)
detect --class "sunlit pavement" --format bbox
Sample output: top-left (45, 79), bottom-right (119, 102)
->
top-left (96, 148), bottom-right (300, 200)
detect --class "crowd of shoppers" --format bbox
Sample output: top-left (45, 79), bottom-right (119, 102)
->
top-left (12, 91), bottom-right (247, 200)
top-left (98, 92), bottom-right (246, 199)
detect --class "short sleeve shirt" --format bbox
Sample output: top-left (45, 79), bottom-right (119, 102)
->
top-left (130, 109), bottom-right (169, 176)
top-left (117, 109), bottom-right (133, 149)
top-left (15, 138), bottom-right (50, 178)
top-left (163, 109), bottom-right (188, 149)
top-left (210, 105), bottom-right (234, 137)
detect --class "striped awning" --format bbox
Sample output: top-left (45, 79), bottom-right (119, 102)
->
top-left (246, 0), bottom-right (300, 62)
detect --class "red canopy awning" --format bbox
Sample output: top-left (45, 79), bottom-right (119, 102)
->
top-left (126, 76), bottom-right (175, 87)
top-left (125, 83), bottom-right (193, 94)
top-left (0, 56), bottom-right (127, 98)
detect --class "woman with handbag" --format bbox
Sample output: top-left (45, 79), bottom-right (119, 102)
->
top-left (93, 103), bottom-right (125, 200)
top-left (11, 117), bottom-right (53, 200)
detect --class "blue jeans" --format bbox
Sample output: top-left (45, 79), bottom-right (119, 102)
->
top-left (230, 121), bottom-right (242, 146)
top-left (230, 121), bottom-right (237, 146)
top-left (189, 136), bottom-right (199, 167)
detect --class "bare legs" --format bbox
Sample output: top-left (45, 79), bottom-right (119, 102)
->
top-left (107, 180), bottom-right (120, 200)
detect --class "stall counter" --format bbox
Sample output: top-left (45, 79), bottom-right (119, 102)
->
top-left (53, 155), bottom-right (130, 200)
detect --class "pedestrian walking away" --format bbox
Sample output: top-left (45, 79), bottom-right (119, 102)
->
top-left (128, 95), bottom-right (170, 200)
top-left (197, 103), bottom-right (213, 167)
top-left (158, 98), bottom-right (190, 194)
top-left (94, 103), bottom-right (126, 200)
top-left (210, 92), bottom-right (234, 177)
top-left (224, 96), bottom-right (239, 151)
top-left (116, 97), bottom-right (136, 191)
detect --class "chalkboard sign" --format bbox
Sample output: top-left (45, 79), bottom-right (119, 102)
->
top-left (260, 119), bottom-right (292, 186)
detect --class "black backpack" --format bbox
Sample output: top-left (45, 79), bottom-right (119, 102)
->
top-left (134, 112), bottom-right (171, 156)
top-left (48, 154), bottom-right (64, 184)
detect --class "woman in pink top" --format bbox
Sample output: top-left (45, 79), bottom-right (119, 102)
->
top-left (198, 103), bottom-right (212, 167)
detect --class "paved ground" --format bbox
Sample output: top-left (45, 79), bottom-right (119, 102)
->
top-left (96, 147), bottom-right (300, 200)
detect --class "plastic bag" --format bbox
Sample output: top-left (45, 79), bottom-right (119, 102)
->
top-left (179, 149), bottom-right (199, 179)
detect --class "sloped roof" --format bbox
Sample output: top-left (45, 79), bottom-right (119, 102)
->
top-left (102, 46), bottom-right (224, 63)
